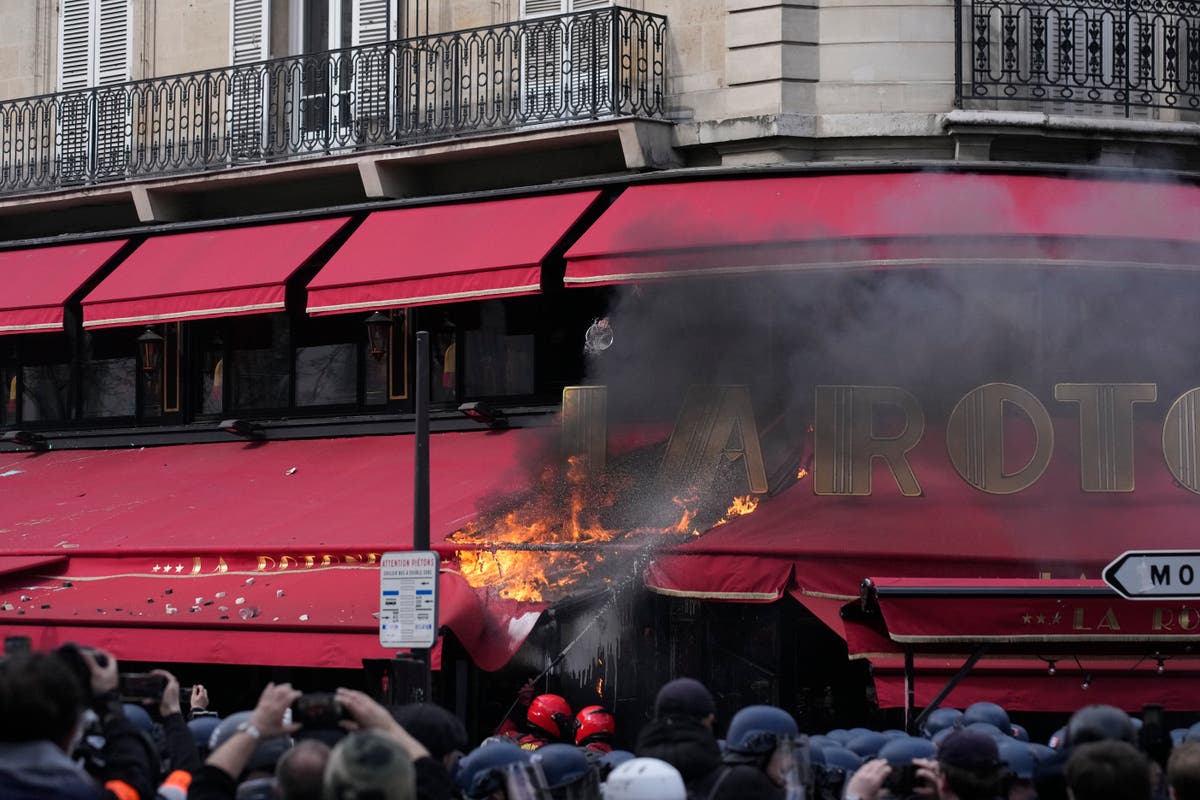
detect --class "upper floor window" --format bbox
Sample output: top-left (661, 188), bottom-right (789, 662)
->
top-left (518, 0), bottom-right (614, 118)
top-left (59, 0), bottom-right (131, 91)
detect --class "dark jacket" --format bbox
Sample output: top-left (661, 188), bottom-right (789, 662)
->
top-left (188, 755), bottom-right (454, 800)
top-left (160, 712), bottom-right (201, 775)
top-left (635, 716), bottom-right (723, 787)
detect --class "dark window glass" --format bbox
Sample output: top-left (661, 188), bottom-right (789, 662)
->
top-left (295, 314), bottom-right (359, 408)
top-left (431, 328), bottom-right (457, 404)
top-left (20, 334), bottom-right (71, 423)
top-left (80, 329), bottom-right (136, 419)
top-left (464, 302), bottom-right (534, 398)
top-left (231, 315), bottom-right (291, 411)
top-left (190, 322), bottom-right (226, 417)
top-left (0, 366), bottom-right (14, 428)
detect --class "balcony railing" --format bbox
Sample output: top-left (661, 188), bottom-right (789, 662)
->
top-left (0, 7), bottom-right (667, 196)
top-left (957, 0), bottom-right (1200, 119)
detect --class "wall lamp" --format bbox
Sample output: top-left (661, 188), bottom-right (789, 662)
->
top-left (137, 327), bottom-right (165, 375)
top-left (3, 430), bottom-right (48, 451)
top-left (458, 401), bottom-right (508, 430)
top-left (364, 311), bottom-right (394, 360)
top-left (219, 419), bottom-right (265, 439)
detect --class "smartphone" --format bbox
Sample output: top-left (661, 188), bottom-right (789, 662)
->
top-left (3, 635), bottom-right (31, 657)
top-left (290, 693), bottom-right (348, 728)
top-left (119, 672), bottom-right (168, 701)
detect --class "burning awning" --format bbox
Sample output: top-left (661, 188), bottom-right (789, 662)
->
top-left (0, 430), bottom-right (553, 670)
top-left (81, 218), bottom-right (351, 329)
top-left (562, 173), bottom-right (1200, 285)
top-left (0, 240), bottom-right (128, 333)
top-left (305, 191), bottom-right (602, 314)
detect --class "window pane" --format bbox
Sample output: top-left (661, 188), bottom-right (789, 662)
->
top-left (22, 364), bottom-right (71, 422)
top-left (1, 367), bottom-right (14, 427)
top-left (295, 343), bottom-right (357, 406)
top-left (431, 330), bottom-right (456, 403)
top-left (464, 303), bottom-right (534, 397)
top-left (231, 316), bottom-right (291, 411)
top-left (81, 357), bottom-right (135, 418)
top-left (80, 329), bottom-right (136, 419)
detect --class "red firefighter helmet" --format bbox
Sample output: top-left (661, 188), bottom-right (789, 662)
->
top-left (574, 705), bottom-right (616, 748)
top-left (527, 694), bottom-right (573, 739)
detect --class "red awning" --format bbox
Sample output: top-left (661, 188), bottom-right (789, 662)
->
top-left (82, 218), bottom-right (351, 329)
top-left (0, 429), bottom-right (554, 669)
top-left (564, 173), bottom-right (1200, 284)
top-left (305, 191), bottom-right (601, 314)
top-left (868, 655), bottom-right (1200, 712)
top-left (0, 241), bottom-right (127, 333)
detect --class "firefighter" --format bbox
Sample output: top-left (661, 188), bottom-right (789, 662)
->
top-left (518, 694), bottom-right (574, 750)
top-left (574, 706), bottom-right (616, 755)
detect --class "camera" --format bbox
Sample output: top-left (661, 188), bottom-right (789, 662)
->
top-left (884, 763), bottom-right (923, 796)
top-left (290, 693), bottom-right (349, 729)
top-left (119, 672), bottom-right (168, 702)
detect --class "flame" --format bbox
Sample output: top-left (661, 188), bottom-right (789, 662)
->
top-left (796, 466), bottom-right (809, 480)
top-left (596, 677), bottom-right (604, 696)
top-left (450, 455), bottom-right (763, 602)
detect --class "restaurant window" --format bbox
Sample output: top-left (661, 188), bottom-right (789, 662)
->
top-left (0, 365), bottom-right (14, 428)
top-left (464, 301), bottom-right (535, 398)
top-left (230, 315), bottom-right (291, 411)
top-left (20, 334), bottom-right (72, 424)
top-left (191, 321), bottom-right (227, 417)
top-left (294, 314), bottom-right (359, 408)
top-left (80, 327), bottom-right (136, 419)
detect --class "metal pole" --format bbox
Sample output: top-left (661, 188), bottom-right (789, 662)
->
top-left (410, 328), bottom-right (434, 695)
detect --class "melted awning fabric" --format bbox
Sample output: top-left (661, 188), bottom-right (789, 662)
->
top-left (0, 430), bottom-right (553, 669)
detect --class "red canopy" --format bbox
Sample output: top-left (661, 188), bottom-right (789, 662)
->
top-left (564, 173), bottom-right (1200, 284)
top-left (0, 430), bottom-right (553, 669)
top-left (306, 191), bottom-right (601, 314)
top-left (644, 418), bottom-right (1200, 710)
top-left (82, 218), bottom-right (351, 329)
top-left (0, 241), bottom-right (127, 333)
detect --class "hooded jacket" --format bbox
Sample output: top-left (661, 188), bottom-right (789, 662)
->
top-left (635, 715), bottom-right (723, 787)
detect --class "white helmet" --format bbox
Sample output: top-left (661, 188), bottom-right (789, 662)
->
top-left (601, 757), bottom-right (686, 800)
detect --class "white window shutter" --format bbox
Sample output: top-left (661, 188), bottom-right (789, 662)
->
top-left (59, 0), bottom-right (93, 91)
top-left (353, 0), bottom-right (394, 46)
top-left (231, 0), bottom-right (270, 65)
top-left (569, 0), bottom-right (612, 10)
top-left (95, 0), bottom-right (131, 85)
top-left (522, 0), bottom-right (568, 18)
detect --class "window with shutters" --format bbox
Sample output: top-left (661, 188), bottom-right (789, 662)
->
top-left (229, 0), bottom-right (271, 160)
top-left (519, 0), bottom-right (613, 120)
top-left (281, 0), bottom-right (396, 148)
top-left (57, 0), bottom-right (132, 183)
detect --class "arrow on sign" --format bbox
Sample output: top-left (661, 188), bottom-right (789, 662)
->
top-left (1103, 550), bottom-right (1200, 600)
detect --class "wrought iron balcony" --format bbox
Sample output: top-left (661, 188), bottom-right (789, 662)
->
top-left (0, 7), bottom-right (667, 196)
top-left (958, 0), bottom-right (1200, 119)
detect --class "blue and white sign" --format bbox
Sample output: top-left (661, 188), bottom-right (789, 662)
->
top-left (379, 551), bottom-right (439, 649)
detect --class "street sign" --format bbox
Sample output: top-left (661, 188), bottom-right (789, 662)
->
top-left (1103, 550), bottom-right (1200, 600)
top-left (379, 551), bottom-right (439, 649)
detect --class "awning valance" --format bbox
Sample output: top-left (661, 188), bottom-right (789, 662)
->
top-left (0, 429), bottom-right (551, 670)
top-left (564, 173), bottom-right (1200, 285)
top-left (306, 191), bottom-right (601, 314)
top-left (0, 241), bottom-right (127, 333)
top-left (81, 218), bottom-right (351, 329)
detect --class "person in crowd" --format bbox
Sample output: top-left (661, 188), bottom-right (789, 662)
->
top-left (150, 667), bottom-right (203, 777)
top-left (717, 704), bottom-right (803, 799)
top-left (455, 738), bottom-right (533, 800)
top-left (395, 701), bottom-right (470, 777)
top-left (1064, 739), bottom-right (1152, 800)
top-left (274, 739), bottom-right (330, 800)
top-left (1065, 705), bottom-right (1138, 748)
top-left (575, 705), bottom-right (617, 755)
top-left (535, 742), bottom-right (602, 799)
top-left (634, 677), bottom-right (724, 797)
top-left (324, 729), bottom-right (416, 800)
top-left (601, 757), bottom-right (687, 800)
top-left (520, 693), bottom-right (575, 750)
top-left (0, 645), bottom-right (157, 800)
top-left (847, 729), bottom-right (1006, 800)
top-left (1167, 741), bottom-right (1200, 800)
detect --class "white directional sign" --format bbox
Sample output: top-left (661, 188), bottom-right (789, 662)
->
top-left (379, 551), bottom-right (439, 649)
top-left (1103, 550), bottom-right (1200, 600)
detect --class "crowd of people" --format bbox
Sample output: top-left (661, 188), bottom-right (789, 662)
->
top-left (1, 642), bottom-right (1197, 800)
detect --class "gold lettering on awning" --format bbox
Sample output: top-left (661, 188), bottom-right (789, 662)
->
top-left (947, 383), bottom-right (1053, 494)
top-left (1055, 383), bottom-right (1156, 492)
top-left (813, 386), bottom-right (924, 496)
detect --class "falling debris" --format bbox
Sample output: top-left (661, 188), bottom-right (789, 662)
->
top-left (299, 614), bottom-right (309, 621)
top-left (245, 578), bottom-right (255, 585)
top-left (215, 592), bottom-right (226, 599)
top-left (165, 605), bottom-right (178, 615)
top-left (19, 595), bottom-right (31, 602)
top-left (235, 597), bottom-right (245, 605)
top-left (275, 589), bottom-right (285, 598)
top-left (0, 470), bottom-right (22, 477)
top-left (238, 606), bottom-right (260, 620)
top-left (285, 467), bottom-right (297, 476)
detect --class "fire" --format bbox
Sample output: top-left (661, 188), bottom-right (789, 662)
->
top-left (726, 495), bottom-right (759, 516)
top-left (450, 456), bottom-right (763, 602)
top-left (796, 466), bottom-right (809, 480)
top-left (595, 677), bottom-right (604, 696)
